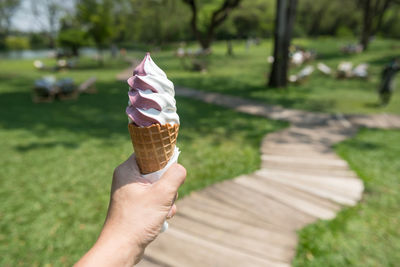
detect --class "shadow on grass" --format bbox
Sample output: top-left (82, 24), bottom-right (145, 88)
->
top-left (316, 51), bottom-right (353, 61)
top-left (336, 128), bottom-right (385, 151)
top-left (174, 75), bottom-right (338, 112)
top-left (364, 102), bottom-right (382, 108)
top-left (368, 54), bottom-right (398, 66)
top-left (15, 141), bottom-right (79, 151)
top-left (343, 140), bottom-right (382, 150)
top-left (0, 75), bottom-right (281, 149)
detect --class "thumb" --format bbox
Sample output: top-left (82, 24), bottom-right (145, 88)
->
top-left (152, 163), bottom-right (186, 201)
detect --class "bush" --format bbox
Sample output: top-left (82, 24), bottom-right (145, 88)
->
top-left (293, 24), bottom-right (307, 38)
top-left (57, 29), bottom-right (87, 56)
top-left (5, 36), bottom-right (30, 50)
top-left (335, 26), bottom-right (354, 38)
top-left (29, 33), bottom-right (50, 49)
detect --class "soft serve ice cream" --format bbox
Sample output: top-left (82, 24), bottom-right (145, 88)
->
top-left (126, 53), bottom-right (179, 126)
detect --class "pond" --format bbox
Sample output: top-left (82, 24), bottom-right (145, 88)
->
top-left (0, 47), bottom-right (99, 59)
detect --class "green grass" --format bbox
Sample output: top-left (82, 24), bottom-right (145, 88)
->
top-left (293, 129), bottom-right (400, 267)
top-left (1, 38), bottom-right (399, 265)
top-left (152, 38), bottom-right (400, 114)
top-left (0, 56), bottom-right (286, 266)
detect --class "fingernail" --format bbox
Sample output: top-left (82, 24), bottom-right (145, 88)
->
top-left (167, 210), bottom-right (173, 219)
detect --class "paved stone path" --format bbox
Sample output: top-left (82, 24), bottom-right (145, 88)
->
top-left (130, 86), bottom-right (400, 267)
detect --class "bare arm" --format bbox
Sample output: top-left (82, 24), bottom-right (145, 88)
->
top-left (75, 154), bottom-right (186, 266)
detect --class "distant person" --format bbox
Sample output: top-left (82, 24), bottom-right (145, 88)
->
top-left (226, 39), bottom-right (233, 56)
top-left (245, 37), bottom-right (253, 51)
top-left (75, 156), bottom-right (186, 266)
top-left (111, 44), bottom-right (118, 59)
top-left (120, 48), bottom-right (127, 58)
top-left (379, 59), bottom-right (399, 106)
top-left (176, 41), bottom-right (186, 58)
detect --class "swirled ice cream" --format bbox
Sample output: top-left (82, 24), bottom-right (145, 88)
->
top-left (126, 53), bottom-right (179, 126)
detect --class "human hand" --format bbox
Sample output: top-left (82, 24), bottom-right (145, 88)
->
top-left (75, 154), bottom-right (186, 267)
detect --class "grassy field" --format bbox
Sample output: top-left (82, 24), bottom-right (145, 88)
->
top-left (153, 38), bottom-right (400, 114)
top-left (1, 38), bottom-right (399, 266)
top-left (0, 57), bottom-right (286, 266)
top-left (294, 129), bottom-right (400, 266)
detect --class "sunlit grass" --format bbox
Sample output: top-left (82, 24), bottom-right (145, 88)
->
top-left (0, 53), bottom-right (286, 266)
top-left (293, 129), bottom-right (400, 266)
top-left (153, 38), bottom-right (400, 114)
top-left (1, 38), bottom-right (399, 266)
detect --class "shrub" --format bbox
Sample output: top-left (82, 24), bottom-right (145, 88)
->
top-left (5, 36), bottom-right (30, 50)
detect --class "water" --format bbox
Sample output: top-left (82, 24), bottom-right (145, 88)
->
top-left (0, 47), bottom-right (98, 59)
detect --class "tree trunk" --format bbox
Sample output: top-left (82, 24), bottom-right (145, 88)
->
top-left (183, 0), bottom-right (241, 53)
top-left (309, 6), bottom-right (325, 36)
top-left (72, 46), bottom-right (80, 57)
top-left (360, 0), bottom-right (372, 51)
top-left (199, 37), bottom-right (212, 52)
top-left (268, 0), bottom-right (298, 88)
top-left (97, 46), bottom-right (104, 66)
top-left (360, 0), bottom-right (393, 51)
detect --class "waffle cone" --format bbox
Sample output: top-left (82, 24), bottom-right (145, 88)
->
top-left (128, 123), bottom-right (179, 174)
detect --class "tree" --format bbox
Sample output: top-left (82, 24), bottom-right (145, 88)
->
top-left (182, 0), bottom-right (242, 52)
top-left (77, 0), bottom-right (112, 64)
top-left (268, 0), bottom-right (298, 88)
top-left (58, 16), bottom-right (87, 57)
top-left (126, 0), bottom-right (182, 45)
top-left (294, 0), bottom-right (359, 37)
top-left (0, 0), bottom-right (20, 35)
top-left (0, 0), bottom-right (21, 49)
top-left (5, 35), bottom-right (30, 50)
top-left (30, 0), bottom-right (66, 48)
top-left (359, 0), bottom-right (398, 50)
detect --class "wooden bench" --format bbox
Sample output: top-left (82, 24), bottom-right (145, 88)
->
top-left (289, 66), bottom-right (314, 84)
top-left (32, 77), bottom-right (97, 103)
top-left (32, 87), bottom-right (59, 103)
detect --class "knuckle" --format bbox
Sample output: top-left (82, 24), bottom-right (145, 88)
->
top-left (112, 165), bottom-right (123, 180)
top-left (174, 164), bottom-right (187, 181)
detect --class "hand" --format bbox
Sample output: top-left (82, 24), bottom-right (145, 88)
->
top-left (75, 154), bottom-right (186, 267)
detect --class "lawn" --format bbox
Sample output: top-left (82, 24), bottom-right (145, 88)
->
top-left (293, 128), bottom-right (400, 266)
top-left (1, 38), bottom-right (399, 266)
top-left (153, 38), bottom-right (400, 115)
top-left (0, 56), bottom-right (286, 266)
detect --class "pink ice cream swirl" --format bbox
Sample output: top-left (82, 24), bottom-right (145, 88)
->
top-left (126, 53), bottom-right (179, 127)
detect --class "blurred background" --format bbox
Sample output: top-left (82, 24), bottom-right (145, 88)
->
top-left (0, 0), bottom-right (399, 266)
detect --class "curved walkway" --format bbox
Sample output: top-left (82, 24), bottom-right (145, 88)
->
top-left (137, 87), bottom-right (400, 267)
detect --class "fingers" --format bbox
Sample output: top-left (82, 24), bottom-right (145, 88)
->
top-left (152, 163), bottom-right (186, 200)
top-left (167, 204), bottom-right (177, 219)
top-left (172, 192), bottom-right (178, 204)
top-left (166, 193), bottom-right (178, 219)
top-left (113, 153), bottom-right (141, 181)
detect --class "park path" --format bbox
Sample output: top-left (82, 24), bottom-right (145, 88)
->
top-left (121, 80), bottom-right (400, 266)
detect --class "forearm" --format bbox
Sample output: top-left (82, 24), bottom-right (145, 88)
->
top-left (75, 224), bottom-right (142, 267)
top-left (75, 161), bottom-right (186, 266)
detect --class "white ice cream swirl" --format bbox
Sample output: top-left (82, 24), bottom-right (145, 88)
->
top-left (126, 53), bottom-right (179, 126)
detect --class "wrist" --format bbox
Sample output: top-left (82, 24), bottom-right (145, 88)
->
top-left (96, 222), bottom-right (143, 266)
top-left (76, 223), bottom-right (143, 267)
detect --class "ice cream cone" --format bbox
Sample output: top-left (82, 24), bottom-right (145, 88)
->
top-left (128, 123), bottom-right (179, 174)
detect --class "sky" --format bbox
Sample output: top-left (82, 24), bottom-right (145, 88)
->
top-left (11, 0), bottom-right (74, 32)
top-left (12, 0), bottom-right (40, 32)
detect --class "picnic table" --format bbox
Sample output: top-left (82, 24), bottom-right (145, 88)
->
top-left (32, 76), bottom-right (97, 103)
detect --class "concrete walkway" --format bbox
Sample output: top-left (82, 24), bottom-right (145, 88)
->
top-left (134, 87), bottom-right (400, 267)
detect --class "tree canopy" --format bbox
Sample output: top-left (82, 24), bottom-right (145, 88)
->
top-left (1, 0), bottom-right (400, 51)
